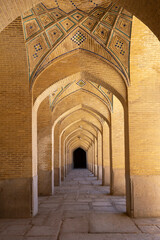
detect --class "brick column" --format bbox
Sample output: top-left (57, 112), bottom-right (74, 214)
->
top-left (97, 131), bottom-right (103, 180)
top-left (127, 17), bottom-right (160, 217)
top-left (0, 18), bottom-right (34, 217)
top-left (53, 123), bottom-right (61, 186)
top-left (111, 96), bottom-right (125, 195)
top-left (94, 138), bottom-right (98, 177)
top-left (102, 121), bottom-right (111, 186)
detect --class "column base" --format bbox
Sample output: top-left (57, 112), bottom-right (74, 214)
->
top-left (129, 175), bottom-right (160, 217)
top-left (61, 167), bottom-right (65, 181)
top-left (97, 165), bottom-right (102, 180)
top-left (111, 168), bottom-right (125, 196)
top-left (38, 170), bottom-right (53, 196)
top-left (0, 178), bottom-right (32, 218)
top-left (94, 164), bottom-right (98, 177)
top-left (54, 167), bottom-right (61, 186)
top-left (102, 166), bottom-right (110, 186)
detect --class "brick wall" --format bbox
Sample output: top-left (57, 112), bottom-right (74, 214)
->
top-left (129, 17), bottom-right (160, 175)
top-left (0, 17), bottom-right (32, 179)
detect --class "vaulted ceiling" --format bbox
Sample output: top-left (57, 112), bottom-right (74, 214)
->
top-left (21, 1), bottom-right (132, 86)
top-left (0, 0), bottom-right (159, 40)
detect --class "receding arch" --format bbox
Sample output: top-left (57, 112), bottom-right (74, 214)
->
top-left (51, 89), bottom-right (111, 127)
top-left (32, 51), bottom-right (127, 106)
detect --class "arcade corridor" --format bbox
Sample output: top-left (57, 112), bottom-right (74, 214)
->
top-left (0, 169), bottom-right (160, 239)
top-left (0, 1), bottom-right (160, 238)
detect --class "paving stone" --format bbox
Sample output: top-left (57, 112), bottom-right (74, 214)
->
top-left (43, 217), bottom-right (62, 228)
top-left (133, 218), bottom-right (160, 225)
top-left (24, 238), bottom-right (52, 240)
top-left (92, 202), bottom-right (112, 206)
top-left (77, 199), bottom-right (92, 203)
top-left (123, 234), bottom-right (156, 240)
top-left (0, 223), bottom-right (7, 232)
top-left (138, 225), bottom-right (160, 233)
top-left (59, 233), bottom-right (126, 240)
top-left (93, 206), bottom-right (118, 213)
top-left (0, 236), bottom-right (25, 240)
top-left (89, 213), bottom-right (140, 233)
top-left (1, 170), bottom-right (160, 240)
top-left (63, 211), bottom-right (89, 219)
top-left (61, 217), bottom-right (89, 233)
top-left (1, 225), bottom-right (31, 236)
top-left (63, 204), bottom-right (90, 211)
top-left (26, 226), bottom-right (58, 236)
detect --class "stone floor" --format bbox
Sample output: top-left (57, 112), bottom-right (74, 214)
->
top-left (0, 169), bottom-right (160, 240)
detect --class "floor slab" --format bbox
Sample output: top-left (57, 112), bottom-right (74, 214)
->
top-left (0, 169), bottom-right (160, 240)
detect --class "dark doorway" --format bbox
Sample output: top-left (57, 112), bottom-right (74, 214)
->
top-left (73, 148), bottom-right (87, 168)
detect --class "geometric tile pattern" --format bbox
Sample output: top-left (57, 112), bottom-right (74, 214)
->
top-left (21, 1), bottom-right (133, 84)
top-left (33, 4), bottom-right (45, 15)
top-left (49, 87), bottom-right (65, 110)
top-left (23, 18), bottom-right (41, 40)
top-left (76, 80), bottom-right (86, 87)
top-left (33, 43), bottom-right (43, 58)
top-left (89, 81), bottom-right (113, 109)
top-left (71, 31), bottom-right (86, 46)
top-left (109, 32), bottom-right (130, 72)
top-left (39, 13), bottom-right (54, 28)
top-left (110, 4), bottom-right (120, 13)
top-left (82, 17), bottom-right (97, 31)
top-left (48, 80), bottom-right (113, 111)
top-left (91, 8), bottom-right (105, 19)
top-left (93, 23), bottom-right (111, 45)
top-left (46, 24), bottom-right (64, 46)
top-left (26, 33), bottom-right (50, 77)
top-left (116, 17), bottom-right (132, 37)
top-left (59, 17), bottom-right (76, 32)
top-left (51, 9), bottom-right (65, 20)
top-left (71, 12), bottom-right (85, 22)
top-left (102, 13), bottom-right (117, 27)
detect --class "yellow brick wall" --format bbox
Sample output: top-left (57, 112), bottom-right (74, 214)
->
top-left (111, 96), bottom-right (125, 169)
top-left (37, 97), bottom-right (52, 172)
top-left (0, 17), bottom-right (32, 179)
top-left (129, 17), bottom-right (160, 175)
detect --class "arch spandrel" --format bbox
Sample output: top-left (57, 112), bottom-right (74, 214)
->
top-left (67, 134), bottom-right (93, 148)
top-left (57, 108), bottom-right (103, 133)
top-left (68, 137), bottom-right (91, 149)
top-left (67, 133), bottom-right (92, 144)
top-left (51, 89), bottom-right (111, 123)
top-left (61, 120), bottom-right (97, 140)
top-left (32, 53), bottom-right (127, 106)
top-left (65, 129), bottom-right (95, 144)
top-left (71, 145), bottom-right (88, 153)
top-left (49, 80), bottom-right (113, 112)
top-left (63, 119), bottom-right (99, 136)
top-left (52, 105), bottom-right (102, 134)
top-left (70, 142), bottom-right (89, 151)
top-left (54, 105), bottom-right (109, 132)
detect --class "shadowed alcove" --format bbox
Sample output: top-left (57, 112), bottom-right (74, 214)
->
top-left (73, 148), bottom-right (87, 169)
